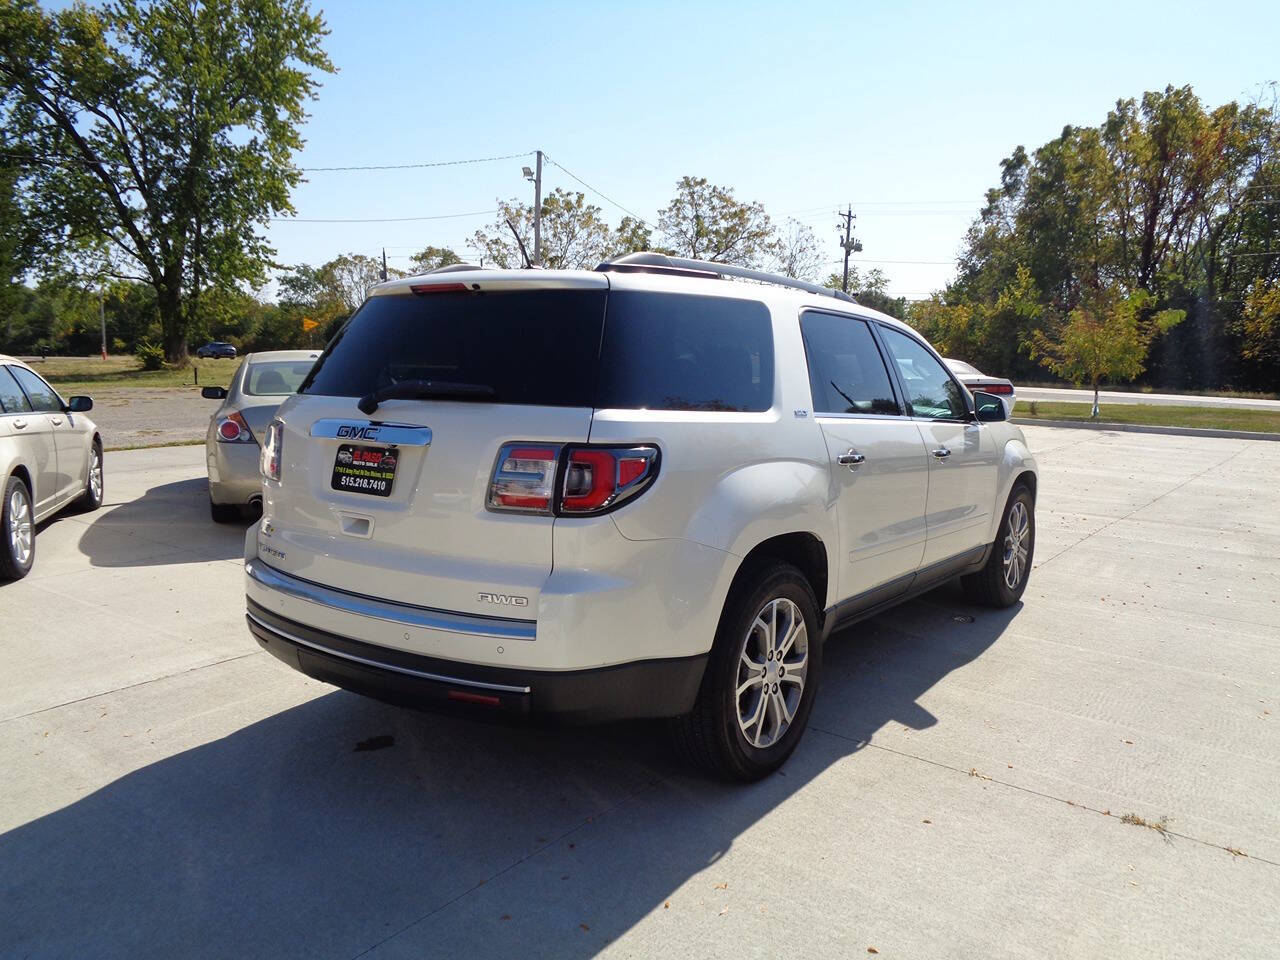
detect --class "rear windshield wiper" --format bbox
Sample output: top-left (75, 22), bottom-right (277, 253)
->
top-left (358, 379), bottom-right (497, 414)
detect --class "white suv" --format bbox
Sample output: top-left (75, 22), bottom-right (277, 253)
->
top-left (244, 254), bottom-right (1037, 780)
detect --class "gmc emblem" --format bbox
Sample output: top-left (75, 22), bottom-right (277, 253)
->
top-left (337, 424), bottom-right (380, 440)
top-left (477, 592), bottom-right (529, 607)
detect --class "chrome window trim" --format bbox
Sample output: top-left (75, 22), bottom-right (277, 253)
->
top-left (246, 610), bottom-right (532, 695)
top-left (246, 559), bottom-right (536, 641)
top-left (308, 419), bottom-right (433, 446)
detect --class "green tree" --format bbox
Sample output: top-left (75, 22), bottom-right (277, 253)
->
top-left (772, 219), bottom-right (822, 281)
top-left (0, 0), bottom-right (334, 363)
top-left (408, 246), bottom-right (463, 273)
top-left (657, 176), bottom-right (777, 266)
top-left (1029, 287), bottom-right (1184, 415)
top-left (470, 189), bottom-right (616, 270)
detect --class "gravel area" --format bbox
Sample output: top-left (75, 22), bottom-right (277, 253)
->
top-left (87, 388), bottom-right (214, 449)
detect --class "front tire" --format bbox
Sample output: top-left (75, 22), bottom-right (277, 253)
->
top-left (74, 441), bottom-right (104, 512)
top-left (1, 475), bottom-right (36, 581)
top-left (670, 562), bottom-right (822, 781)
top-left (962, 484), bottom-right (1035, 607)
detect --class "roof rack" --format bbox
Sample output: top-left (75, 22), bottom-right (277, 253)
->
top-left (595, 252), bottom-right (857, 304)
top-left (425, 263), bottom-right (487, 274)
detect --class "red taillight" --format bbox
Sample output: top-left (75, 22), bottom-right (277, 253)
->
top-left (486, 443), bottom-right (660, 517)
top-left (488, 443), bottom-right (560, 513)
top-left (983, 383), bottom-right (1014, 395)
top-left (560, 445), bottom-right (659, 515)
top-left (216, 412), bottom-right (255, 444)
top-left (409, 282), bottom-right (469, 295)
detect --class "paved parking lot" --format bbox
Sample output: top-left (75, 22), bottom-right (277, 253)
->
top-left (1, 426), bottom-right (1277, 959)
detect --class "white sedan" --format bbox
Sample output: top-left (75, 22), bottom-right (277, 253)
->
top-left (944, 358), bottom-right (1017, 417)
top-left (0, 355), bottom-right (103, 580)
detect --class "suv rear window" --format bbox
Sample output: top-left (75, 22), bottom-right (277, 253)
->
top-left (301, 289), bottom-right (607, 406)
top-left (597, 291), bottom-right (773, 412)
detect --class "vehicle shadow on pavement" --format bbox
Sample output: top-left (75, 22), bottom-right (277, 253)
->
top-left (75, 477), bottom-right (250, 566)
top-left (0, 585), bottom-right (1016, 959)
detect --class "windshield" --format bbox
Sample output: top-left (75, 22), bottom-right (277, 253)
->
top-left (244, 360), bottom-right (316, 396)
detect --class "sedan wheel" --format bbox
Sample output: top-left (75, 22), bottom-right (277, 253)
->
top-left (1, 477), bottom-right (35, 580)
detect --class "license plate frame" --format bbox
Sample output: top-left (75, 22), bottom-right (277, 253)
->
top-left (331, 443), bottom-right (398, 497)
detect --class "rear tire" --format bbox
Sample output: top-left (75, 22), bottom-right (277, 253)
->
top-left (670, 561), bottom-right (822, 781)
top-left (962, 484), bottom-right (1034, 608)
top-left (210, 500), bottom-right (241, 524)
top-left (2, 475), bottom-right (35, 581)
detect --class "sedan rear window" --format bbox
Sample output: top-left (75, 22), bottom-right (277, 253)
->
top-left (301, 289), bottom-right (607, 406)
top-left (245, 361), bottom-right (315, 396)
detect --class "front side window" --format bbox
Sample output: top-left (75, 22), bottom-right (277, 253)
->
top-left (800, 312), bottom-right (899, 415)
top-left (0, 367), bottom-right (34, 414)
top-left (9, 366), bottom-right (63, 413)
top-left (597, 292), bottom-right (774, 412)
top-left (878, 326), bottom-right (968, 420)
top-left (244, 361), bottom-right (315, 396)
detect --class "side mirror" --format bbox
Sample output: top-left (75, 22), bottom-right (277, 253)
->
top-left (973, 391), bottom-right (1008, 422)
top-left (202, 386), bottom-right (228, 400)
top-left (66, 395), bottom-right (93, 413)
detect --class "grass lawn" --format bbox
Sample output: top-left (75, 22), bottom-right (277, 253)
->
top-left (1015, 400), bottom-right (1280, 434)
top-left (21, 355), bottom-right (237, 394)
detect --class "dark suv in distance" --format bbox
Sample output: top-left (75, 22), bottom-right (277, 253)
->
top-left (196, 342), bottom-right (237, 359)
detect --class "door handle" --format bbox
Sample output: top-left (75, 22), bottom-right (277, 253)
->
top-left (50, 417), bottom-right (63, 426)
top-left (13, 418), bottom-right (26, 430)
top-left (932, 447), bottom-right (952, 460)
top-left (837, 449), bottom-right (866, 468)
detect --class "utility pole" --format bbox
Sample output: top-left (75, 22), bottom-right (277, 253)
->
top-left (838, 205), bottom-right (862, 293)
top-left (380, 247), bottom-right (388, 282)
top-left (524, 151), bottom-right (543, 266)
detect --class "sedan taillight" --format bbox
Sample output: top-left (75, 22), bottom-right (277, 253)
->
top-left (486, 443), bottom-right (660, 517)
top-left (216, 412), bottom-right (255, 444)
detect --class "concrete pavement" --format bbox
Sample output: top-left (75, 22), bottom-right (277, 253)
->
top-left (1, 430), bottom-right (1278, 958)
top-left (1019, 386), bottom-right (1280, 410)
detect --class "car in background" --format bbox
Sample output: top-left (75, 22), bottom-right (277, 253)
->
top-left (944, 358), bottom-right (1016, 416)
top-left (203, 350), bottom-right (319, 522)
top-left (196, 341), bottom-right (238, 359)
top-left (0, 355), bottom-right (103, 580)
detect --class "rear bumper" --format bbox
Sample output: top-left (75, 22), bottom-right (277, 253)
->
top-left (246, 600), bottom-right (707, 723)
top-left (207, 440), bottom-right (262, 505)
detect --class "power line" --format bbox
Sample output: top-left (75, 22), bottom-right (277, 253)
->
top-left (271, 208), bottom-right (495, 224)
top-left (542, 155), bottom-right (650, 226)
top-left (298, 151), bottom-right (533, 172)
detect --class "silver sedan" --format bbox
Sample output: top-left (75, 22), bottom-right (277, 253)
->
top-left (203, 350), bottom-right (318, 522)
top-left (944, 358), bottom-right (1017, 417)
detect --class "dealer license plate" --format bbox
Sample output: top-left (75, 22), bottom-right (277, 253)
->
top-left (331, 444), bottom-right (398, 497)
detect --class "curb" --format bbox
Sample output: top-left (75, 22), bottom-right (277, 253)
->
top-left (1011, 417), bottom-right (1280, 442)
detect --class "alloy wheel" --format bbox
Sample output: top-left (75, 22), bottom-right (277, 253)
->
top-left (9, 486), bottom-right (33, 567)
top-left (89, 448), bottom-right (103, 502)
top-left (1003, 500), bottom-right (1030, 589)
top-left (735, 597), bottom-right (809, 749)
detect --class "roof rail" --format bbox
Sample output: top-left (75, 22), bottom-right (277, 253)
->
top-left (425, 263), bottom-right (487, 274)
top-left (595, 252), bottom-right (857, 304)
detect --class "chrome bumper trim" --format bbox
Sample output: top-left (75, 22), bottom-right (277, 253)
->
top-left (245, 559), bottom-right (537, 641)
top-left (246, 611), bottom-right (532, 694)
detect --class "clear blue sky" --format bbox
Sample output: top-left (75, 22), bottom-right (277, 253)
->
top-left (276, 0), bottom-right (1279, 299)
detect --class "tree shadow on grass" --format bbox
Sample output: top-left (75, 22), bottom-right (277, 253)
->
top-left (0, 583), bottom-right (1020, 958)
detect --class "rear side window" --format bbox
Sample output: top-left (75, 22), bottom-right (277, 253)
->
top-left (0, 366), bottom-right (33, 413)
top-left (800, 312), bottom-right (900, 415)
top-left (597, 292), bottom-right (773, 412)
top-left (302, 289), bottom-right (607, 406)
top-left (9, 366), bottom-right (62, 413)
